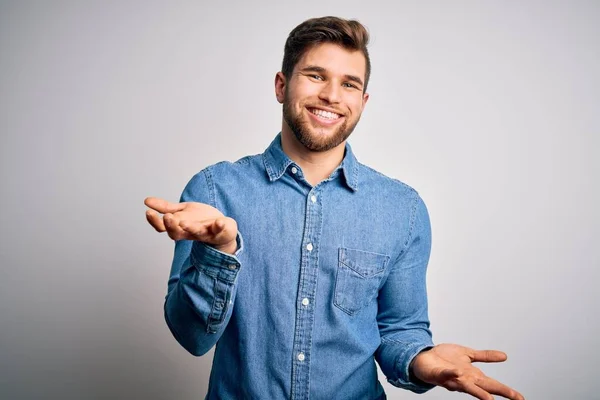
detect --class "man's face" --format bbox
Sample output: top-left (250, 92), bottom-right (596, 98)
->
top-left (276, 43), bottom-right (369, 152)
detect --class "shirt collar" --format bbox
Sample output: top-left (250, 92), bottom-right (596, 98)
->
top-left (262, 133), bottom-right (359, 192)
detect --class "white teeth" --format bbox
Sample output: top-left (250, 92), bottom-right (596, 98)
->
top-left (310, 108), bottom-right (341, 120)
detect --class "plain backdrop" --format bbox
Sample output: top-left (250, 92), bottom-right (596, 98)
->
top-left (1, 1), bottom-right (598, 399)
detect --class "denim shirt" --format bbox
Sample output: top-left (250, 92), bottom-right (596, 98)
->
top-left (165, 134), bottom-right (435, 399)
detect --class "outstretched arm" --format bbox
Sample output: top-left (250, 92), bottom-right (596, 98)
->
top-left (375, 193), bottom-right (436, 393)
top-left (144, 170), bottom-right (242, 356)
top-left (375, 193), bottom-right (524, 399)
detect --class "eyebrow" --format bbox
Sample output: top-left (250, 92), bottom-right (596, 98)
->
top-left (299, 65), bottom-right (364, 88)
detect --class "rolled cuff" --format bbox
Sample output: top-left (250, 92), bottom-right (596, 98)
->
top-left (382, 338), bottom-right (436, 394)
top-left (190, 232), bottom-right (244, 283)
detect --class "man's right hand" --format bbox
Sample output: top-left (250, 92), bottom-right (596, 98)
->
top-left (144, 197), bottom-right (238, 255)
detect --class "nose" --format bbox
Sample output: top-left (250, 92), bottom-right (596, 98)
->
top-left (318, 81), bottom-right (341, 104)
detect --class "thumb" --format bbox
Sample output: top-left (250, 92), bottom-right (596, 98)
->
top-left (470, 349), bottom-right (508, 363)
top-left (144, 197), bottom-right (186, 214)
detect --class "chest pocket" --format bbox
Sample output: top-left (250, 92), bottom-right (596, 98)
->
top-left (334, 247), bottom-right (390, 316)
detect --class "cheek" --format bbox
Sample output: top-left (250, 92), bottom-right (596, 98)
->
top-left (286, 89), bottom-right (306, 107)
top-left (294, 84), bottom-right (321, 103)
top-left (347, 98), bottom-right (364, 115)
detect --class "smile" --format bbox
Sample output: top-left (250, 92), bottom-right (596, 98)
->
top-left (308, 107), bottom-right (343, 121)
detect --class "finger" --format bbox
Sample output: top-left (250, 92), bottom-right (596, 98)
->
top-left (209, 217), bottom-right (238, 243)
top-left (164, 213), bottom-right (185, 240)
top-left (146, 209), bottom-right (166, 232)
top-left (144, 197), bottom-right (187, 214)
top-left (209, 217), bottom-right (232, 236)
top-left (470, 349), bottom-right (508, 363)
top-left (461, 382), bottom-right (494, 400)
top-left (435, 368), bottom-right (461, 383)
top-left (181, 217), bottom-right (237, 244)
top-left (179, 219), bottom-right (215, 241)
top-left (213, 218), bottom-right (226, 233)
top-left (476, 376), bottom-right (525, 400)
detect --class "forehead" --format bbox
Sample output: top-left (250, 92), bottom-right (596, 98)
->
top-left (295, 43), bottom-right (366, 79)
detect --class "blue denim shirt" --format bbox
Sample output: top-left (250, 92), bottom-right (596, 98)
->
top-left (165, 134), bottom-right (435, 399)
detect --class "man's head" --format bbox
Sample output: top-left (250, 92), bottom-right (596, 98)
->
top-left (275, 17), bottom-right (371, 152)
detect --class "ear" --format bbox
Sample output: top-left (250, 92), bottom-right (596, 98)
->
top-left (361, 92), bottom-right (370, 110)
top-left (275, 72), bottom-right (286, 104)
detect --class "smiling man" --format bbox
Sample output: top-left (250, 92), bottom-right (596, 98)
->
top-left (145, 17), bottom-right (524, 400)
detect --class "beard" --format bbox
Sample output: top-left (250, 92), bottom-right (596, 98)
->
top-left (282, 94), bottom-right (361, 152)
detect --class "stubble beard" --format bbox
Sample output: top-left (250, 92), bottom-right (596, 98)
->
top-left (282, 95), bottom-right (361, 152)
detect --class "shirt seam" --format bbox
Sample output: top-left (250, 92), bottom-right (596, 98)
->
top-left (203, 166), bottom-right (217, 208)
top-left (358, 162), bottom-right (416, 193)
top-left (403, 191), bottom-right (420, 252)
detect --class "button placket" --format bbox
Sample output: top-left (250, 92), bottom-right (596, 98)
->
top-left (290, 187), bottom-right (323, 399)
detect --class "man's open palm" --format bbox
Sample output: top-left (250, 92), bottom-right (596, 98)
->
top-left (144, 197), bottom-right (238, 254)
top-left (412, 343), bottom-right (524, 400)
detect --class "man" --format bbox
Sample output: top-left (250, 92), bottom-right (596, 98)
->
top-left (145, 16), bottom-right (524, 400)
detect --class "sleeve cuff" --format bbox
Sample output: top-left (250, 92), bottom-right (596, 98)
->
top-left (384, 339), bottom-right (436, 394)
top-left (189, 232), bottom-right (244, 283)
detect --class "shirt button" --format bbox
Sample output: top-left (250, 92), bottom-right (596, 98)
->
top-left (228, 264), bottom-right (237, 270)
top-left (297, 352), bottom-right (305, 362)
top-left (310, 195), bottom-right (317, 203)
top-left (306, 243), bottom-right (313, 251)
top-left (291, 167), bottom-right (298, 174)
top-left (302, 298), bottom-right (309, 306)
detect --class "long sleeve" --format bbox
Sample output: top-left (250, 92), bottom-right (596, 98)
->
top-left (375, 193), bottom-right (436, 394)
top-left (163, 168), bottom-right (243, 356)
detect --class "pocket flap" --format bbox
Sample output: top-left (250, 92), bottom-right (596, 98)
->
top-left (339, 248), bottom-right (390, 278)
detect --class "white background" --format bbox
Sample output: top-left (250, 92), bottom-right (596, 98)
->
top-left (1, 1), bottom-right (598, 399)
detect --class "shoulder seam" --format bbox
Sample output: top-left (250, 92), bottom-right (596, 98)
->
top-left (358, 162), bottom-right (417, 194)
top-left (202, 167), bottom-right (217, 208)
top-left (234, 154), bottom-right (260, 165)
top-left (403, 191), bottom-right (422, 251)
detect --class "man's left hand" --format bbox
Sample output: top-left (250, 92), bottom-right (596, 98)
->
top-left (411, 343), bottom-right (524, 400)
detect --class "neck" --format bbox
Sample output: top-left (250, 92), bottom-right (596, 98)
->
top-left (280, 128), bottom-right (346, 187)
